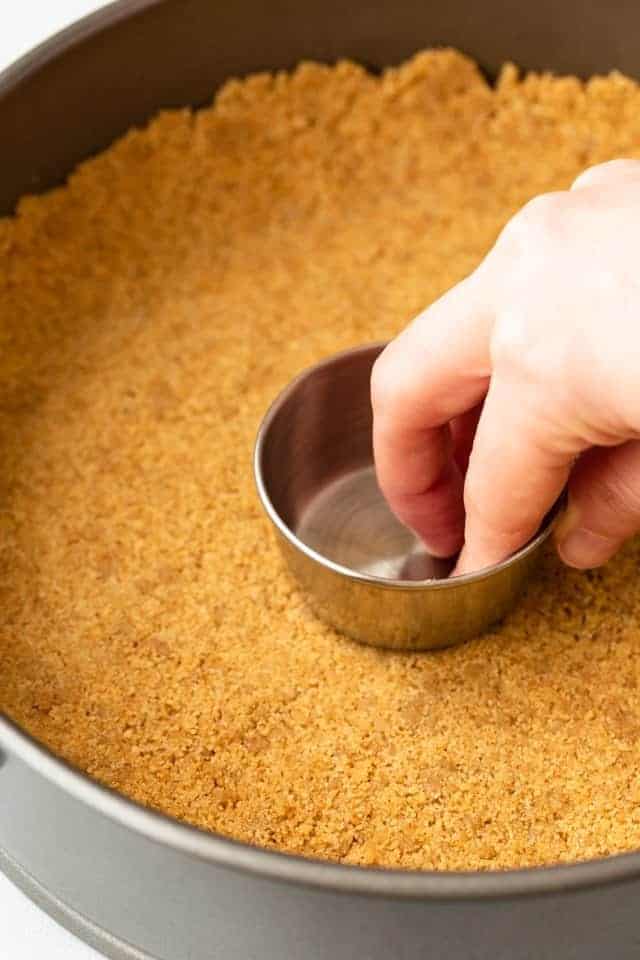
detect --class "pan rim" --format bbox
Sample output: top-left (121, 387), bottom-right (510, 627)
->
top-left (2, 0), bottom-right (640, 904)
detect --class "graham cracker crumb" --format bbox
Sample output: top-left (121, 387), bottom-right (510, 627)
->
top-left (2, 49), bottom-right (640, 871)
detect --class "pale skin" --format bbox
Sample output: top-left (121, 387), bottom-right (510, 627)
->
top-left (371, 159), bottom-right (640, 575)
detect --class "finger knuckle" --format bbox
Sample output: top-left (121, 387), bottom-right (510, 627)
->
top-left (489, 314), bottom-right (556, 397)
top-left (572, 158), bottom-right (640, 190)
top-left (502, 191), bottom-right (566, 249)
top-left (370, 350), bottom-right (397, 416)
top-left (571, 162), bottom-right (611, 190)
top-left (490, 309), bottom-right (531, 371)
top-left (490, 309), bottom-right (574, 395)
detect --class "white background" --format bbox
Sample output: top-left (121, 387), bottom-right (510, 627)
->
top-left (1, 8), bottom-right (115, 959)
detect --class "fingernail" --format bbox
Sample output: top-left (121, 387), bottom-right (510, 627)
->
top-left (554, 502), bottom-right (616, 569)
top-left (451, 547), bottom-right (485, 577)
top-left (553, 502), bottom-right (580, 543)
top-left (557, 527), bottom-right (615, 569)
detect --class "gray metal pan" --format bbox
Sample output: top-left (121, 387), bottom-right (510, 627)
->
top-left (2, 2), bottom-right (640, 957)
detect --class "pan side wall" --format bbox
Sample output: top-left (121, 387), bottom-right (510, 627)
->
top-left (1, 743), bottom-right (640, 959)
top-left (1, 0), bottom-right (640, 213)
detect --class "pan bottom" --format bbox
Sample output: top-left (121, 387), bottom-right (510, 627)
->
top-left (0, 846), bottom-right (155, 960)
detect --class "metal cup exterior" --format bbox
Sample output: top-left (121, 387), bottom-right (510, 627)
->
top-left (254, 344), bottom-right (556, 651)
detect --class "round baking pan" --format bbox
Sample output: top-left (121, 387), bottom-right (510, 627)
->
top-left (2, 1), bottom-right (640, 957)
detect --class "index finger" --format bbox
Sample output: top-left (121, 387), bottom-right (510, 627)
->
top-left (454, 375), bottom-right (572, 575)
top-left (371, 275), bottom-right (493, 557)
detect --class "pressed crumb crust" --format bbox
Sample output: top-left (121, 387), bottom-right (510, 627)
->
top-left (2, 50), bottom-right (640, 871)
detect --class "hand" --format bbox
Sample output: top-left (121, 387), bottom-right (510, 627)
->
top-left (371, 159), bottom-right (640, 575)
